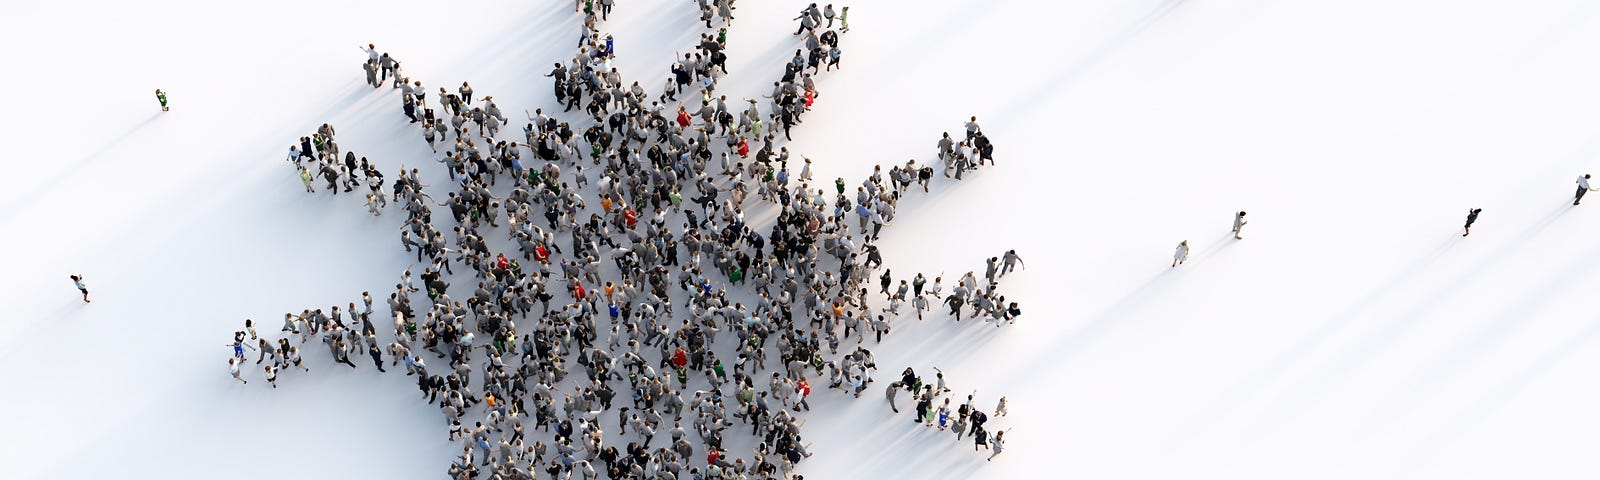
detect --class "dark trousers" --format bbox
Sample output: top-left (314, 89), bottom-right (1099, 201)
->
top-left (1578, 186), bottom-right (1589, 204)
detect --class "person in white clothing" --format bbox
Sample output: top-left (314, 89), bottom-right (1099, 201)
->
top-left (1232, 211), bottom-right (1248, 239)
top-left (1173, 240), bottom-right (1189, 267)
top-left (987, 429), bottom-right (1008, 461)
top-left (1577, 174), bottom-right (1596, 205)
top-left (229, 357), bottom-right (247, 384)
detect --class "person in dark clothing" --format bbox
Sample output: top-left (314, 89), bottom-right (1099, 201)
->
top-left (369, 345), bottom-right (387, 372)
top-left (1463, 208), bottom-right (1482, 237)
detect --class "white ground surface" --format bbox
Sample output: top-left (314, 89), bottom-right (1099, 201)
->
top-left (8, 0), bottom-right (1600, 478)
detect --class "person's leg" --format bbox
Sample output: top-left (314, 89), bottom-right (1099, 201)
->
top-left (1577, 186), bottom-right (1587, 205)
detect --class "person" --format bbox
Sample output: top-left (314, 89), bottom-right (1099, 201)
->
top-left (69, 274), bottom-right (89, 303)
top-left (229, 357), bottom-right (247, 384)
top-left (1172, 240), bottom-right (1189, 267)
top-left (155, 89), bottom-right (169, 111)
top-left (839, 6), bottom-right (849, 33)
top-left (263, 364), bottom-right (279, 388)
top-left (1577, 174), bottom-right (1596, 205)
top-left (1232, 211), bottom-right (1248, 239)
top-left (994, 396), bottom-right (1007, 417)
top-left (885, 380), bottom-right (900, 412)
top-left (987, 429), bottom-right (1007, 461)
top-left (1000, 250), bottom-right (1024, 276)
top-left (1463, 208), bottom-right (1482, 237)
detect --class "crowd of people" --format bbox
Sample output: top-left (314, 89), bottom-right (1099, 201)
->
top-left (238, 3), bottom-right (1024, 478)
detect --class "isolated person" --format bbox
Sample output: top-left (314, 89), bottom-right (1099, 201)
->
top-left (1577, 174), bottom-right (1596, 205)
top-left (1232, 211), bottom-right (1247, 239)
top-left (1463, 208), bottom-right (1482, 237)
top-left (1172, 240), bottom-right (1189, 267)
top-left (69, 274), bottom-right (89, 303)
top-left (155, 89), bottom-right (169, 112)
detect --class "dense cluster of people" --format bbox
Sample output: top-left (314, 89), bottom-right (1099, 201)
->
top-left (235, 3), bottom-right (1025, 478)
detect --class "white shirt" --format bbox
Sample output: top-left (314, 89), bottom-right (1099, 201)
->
top-left (1580, 175), bottom-right (1592, 190)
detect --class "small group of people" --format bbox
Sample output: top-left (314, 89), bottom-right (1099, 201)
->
top-left (286, 122), bottom-right (393, 216)
top-left (885, 366), bottom-right (1012, 461)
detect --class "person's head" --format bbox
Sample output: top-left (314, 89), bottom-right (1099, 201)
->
top-left (69, 275), bottom-right (79, 281)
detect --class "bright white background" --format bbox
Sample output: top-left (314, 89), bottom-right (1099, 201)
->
top-left (6, 0), bottom-right (1600, 478)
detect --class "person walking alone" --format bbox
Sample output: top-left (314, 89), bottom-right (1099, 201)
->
top-left (155, 89), bottom-right (168, 111)
top-left (1172, 240), bottom-right (1189, 267)
top-left (1463, 208), bottom-right (1482, 237)
top-left (69, 274), bottom-right (90, 303)
top-left (1577, 174), bottom-right (1596, 205)
top-left (1232, 211), bottom-right (1248, 239)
